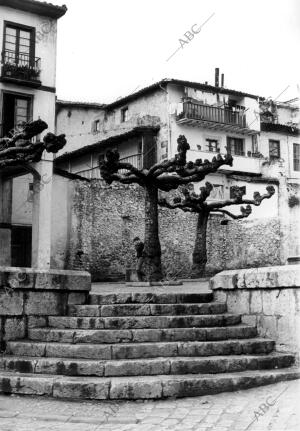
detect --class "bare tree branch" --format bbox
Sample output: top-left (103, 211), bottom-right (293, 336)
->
top-left (206, 185), bottom-right (275, 210)
top-left (214, 205), bottom-right (252, 224)
top-left (158, 197), bottom-right (195, 213)
top-left (0, 120), bottom-right (66, 168)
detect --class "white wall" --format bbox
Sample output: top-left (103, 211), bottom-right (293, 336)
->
top-left (0, 6), bottom-right (58, 88)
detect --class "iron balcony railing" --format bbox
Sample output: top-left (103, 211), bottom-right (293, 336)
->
top-left (74, 154), bottom-right (143, 179)
top-left (1, 49), bottom-right (41, 82)
top-left (178, 101), bottom-right (247, 128)
top-left (118, 153), bottom-right (143, 174)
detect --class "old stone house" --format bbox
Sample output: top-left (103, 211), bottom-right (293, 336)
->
top-left (0, 0), bottom-right (69, 268)
top-left (52, 77), bottom-right (300, 279)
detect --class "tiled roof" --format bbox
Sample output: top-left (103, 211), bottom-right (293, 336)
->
top-left (0, 0), bottom-right (67, 18)
top-left (261, 122), bottom-right (299, 136)
top-left (56, 100), bottom-right (106, 110)
top-left (104, 78), bottom-right (260, 110)
top-left (55, 126), bottom-right (160, 162)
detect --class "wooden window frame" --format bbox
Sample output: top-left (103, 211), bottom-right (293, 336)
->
top-left (3, 21), bottom-right (36, 67)
top-left (269, 139), bottom-right (280, 159)
top-left (293, 143), bottom-right (300, 172)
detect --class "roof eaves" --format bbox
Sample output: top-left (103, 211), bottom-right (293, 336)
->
top-left (55, 126), bottom-right (160, 162)
top-left (0, 0), bottom-right (67, 19)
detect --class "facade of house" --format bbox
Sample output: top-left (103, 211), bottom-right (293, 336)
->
top-left (54, 77), bottom-right (300, 276)
top-left (55, 78), bottom-right (299, 219)
top-left (0, 0), bottom-right (67, 267)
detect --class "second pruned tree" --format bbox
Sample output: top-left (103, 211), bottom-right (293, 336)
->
top-left (159, 183), bottom-right (275, 278)
top-left (100, 135), bottom-right (233, 281)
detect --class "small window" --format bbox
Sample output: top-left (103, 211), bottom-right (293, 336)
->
top-left (293, 143), bottom-right (300, 171)
top-left (92, 119), bottom-right (100, 133)
top-left (269, 140), bottom-right (280, 159)
top-left (206, 139), bottom-right (219, 152)
top-left (227, 137), bottom-right (245, 156)
top-left (230, 186), bottom-right (246, 199)
top-left (121, 107), bottom-right (129, 122)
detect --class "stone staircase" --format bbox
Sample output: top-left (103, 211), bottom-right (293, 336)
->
top-left (0, 291), bottom-right (299, 400)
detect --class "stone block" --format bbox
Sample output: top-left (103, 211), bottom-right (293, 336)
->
top-left (241, 315), bottom-right (257, 326)
top-left (104, 358), bottom-right (170, 377)
top-left (262, 290), bottom-right (277, 315)
top-left (274, 289), bottom-right (296, 316)
top-left (25, 291), bottom-right (65, 315)
top-left (0, 267), bottom-right (91, 291)
top-left (249, 290), bottom-right (262, 313)
top-left (28, 316), bottom-right (47, 328)
top-left (4, 317), bottom-right (26, 340)
top-left (256, 315), bottom-right (277, 339)
top-left (213, 291), bottom-right (227, 303)
top-left (110, 378), bottom-right (162, 399)
top-left (0, 375), bottom-right (54, 396)
top-left (68, 292), bottom-right (87, 305)
top-left (227, 291), bottom-right (250, 314)
top-left (0, 290), bottom-right (23, 316)
top-left (211, 265), bottom-right (300, 290)
top-left (53, 379), bottom-right (110, 399)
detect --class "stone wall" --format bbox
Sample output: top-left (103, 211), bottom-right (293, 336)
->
top-left (0, 267), bottom-right (90, 350)
top-left (68, 180), bottom-right (282, 280)
top-left (211, 266), bottom-right (300, 362)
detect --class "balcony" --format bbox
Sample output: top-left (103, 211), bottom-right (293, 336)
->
top-left (1, 50), bottom-right (41, 88)
top-left (177, 101), bottom-right (257, 135)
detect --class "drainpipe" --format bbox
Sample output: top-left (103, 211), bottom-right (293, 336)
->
top-left (159, 83), bottom-right (172, 159)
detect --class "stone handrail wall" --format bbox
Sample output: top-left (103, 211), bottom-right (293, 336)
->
top-left (210, 265), bottom-right (300, 362)
top-left (0, 267), bottom-right (90, 350)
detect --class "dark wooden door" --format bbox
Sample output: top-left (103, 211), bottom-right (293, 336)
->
top-left (11, 226), bottom-right (32, 267)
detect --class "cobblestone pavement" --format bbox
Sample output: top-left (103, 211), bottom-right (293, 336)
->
top-left (0, 379), bottom-right (299, 431)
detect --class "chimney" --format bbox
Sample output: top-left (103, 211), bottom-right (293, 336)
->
top-left (215, 68), bottom-right (219, 87)
top-left (221, 73), bottom-right (224, 87)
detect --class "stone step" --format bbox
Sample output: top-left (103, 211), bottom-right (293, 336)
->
top-left (0, 353), bottom-right (294, 378)
top-left (88, 292), bottom-right (213, 305)
top-left (5, 338), bottom-right (275, 360)
top-left (68, 302), bottom-right (226, 317)
top-left (48, 314), bottom-right (241, 330)
top-left (28, 325), bottom-right (257, 344)
top-left (0, 368), bottom-right (299, 399)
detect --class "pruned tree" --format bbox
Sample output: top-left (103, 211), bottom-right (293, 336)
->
top-left (100, 135), bottom-right (233, 281)
top-left (159, 183), bottom-right (275, 278)
top-left (0, 119), bottom-right (66, 169)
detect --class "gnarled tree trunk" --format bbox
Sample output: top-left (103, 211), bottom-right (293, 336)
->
top-left (191, 211), bottom-right (209, 278)
top-left (143, 184), bottom-right (162, 281)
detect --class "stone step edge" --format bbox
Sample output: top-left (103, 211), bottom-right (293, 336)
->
top-left (29, 323), bottom-right (254, 334)
top-left (88, 292), bottom-right (213, 304)
top-left (1, 352), bottom-right (294, 366)
top-left (6, 337), bottom-right (274, 349)
top-left (53, 313), bottom-right (239, 320)
top-left (0, 368), bottom-right (299, 399)
top-left (0, 353), bottom-right (294, 377)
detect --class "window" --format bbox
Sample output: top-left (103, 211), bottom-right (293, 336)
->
top-left (227, 137), bottom-right (245, 156)
top-left (121, 107), bottom-right (129, 122)
top-left (269, 140), bottom-right (280, 159)
top-left (2, 92), bottom-right (32, 138)
top-left (92, 119), bottom-right (100, 133)
top-left (206, 138), bottom-right (219, 152)
top-left (293, 143), bottom-right (300, 171)
top-left (3, 22), bottom-right (35, 67)
top-left (230, 185), bottom-right (246, 199)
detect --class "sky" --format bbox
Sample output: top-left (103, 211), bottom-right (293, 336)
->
top-left (54, 0), bottom-right (300, 104)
